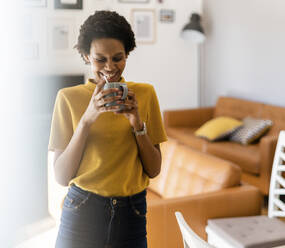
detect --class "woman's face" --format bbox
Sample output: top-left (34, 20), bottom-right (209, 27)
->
top-left (86, 38), bottom-right (127, 83)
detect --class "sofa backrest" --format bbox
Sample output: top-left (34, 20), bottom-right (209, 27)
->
top-left (149, 139), bottom-right (241, 198)
top-left (214, 97), bottom-right (263, 119)
top-left (262, 104), bottom-right (285, 135)
top-left (214, 96), bottom-right (285, 136)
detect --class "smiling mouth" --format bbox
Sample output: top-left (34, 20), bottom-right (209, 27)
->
top-left (101, 71), bottom-right (120, 81)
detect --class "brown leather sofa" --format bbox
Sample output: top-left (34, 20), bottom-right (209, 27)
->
top-left (146, 139), bottom-right (262, 248)
top-left (163, 96), bottom-right (285, 195)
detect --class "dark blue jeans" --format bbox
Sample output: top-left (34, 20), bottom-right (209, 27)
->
top-left (55, 184), bottom-right (147, 248)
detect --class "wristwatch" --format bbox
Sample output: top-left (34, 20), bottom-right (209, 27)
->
top-left (133, 122), bottom-right (147, 136)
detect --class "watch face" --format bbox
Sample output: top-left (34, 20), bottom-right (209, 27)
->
top-left (135, 122), bottom-right (147, 136)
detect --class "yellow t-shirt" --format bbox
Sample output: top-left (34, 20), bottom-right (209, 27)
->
top-left (48, 78), bottom-right (167, 197)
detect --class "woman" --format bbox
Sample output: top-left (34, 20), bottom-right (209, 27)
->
top-left (48, 10), bottom-right (167, 248)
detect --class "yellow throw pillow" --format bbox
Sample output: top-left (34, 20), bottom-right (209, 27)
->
top-left (195, 117), bottom-right (243, 141)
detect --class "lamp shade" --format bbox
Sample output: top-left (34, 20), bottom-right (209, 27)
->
top-left (181, 13), bottom-right (205, 43)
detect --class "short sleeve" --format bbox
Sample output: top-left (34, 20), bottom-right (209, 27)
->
top-left (48, 90), bottom-right (73, 151)
top-left (146, 86), bottom-right (168, 145)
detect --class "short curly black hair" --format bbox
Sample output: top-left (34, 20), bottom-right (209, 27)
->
top-left (75, 10), bottom-right (136, 63)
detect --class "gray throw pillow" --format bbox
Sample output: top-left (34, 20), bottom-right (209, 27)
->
top-left (229, 117), bottom-right (273, 145)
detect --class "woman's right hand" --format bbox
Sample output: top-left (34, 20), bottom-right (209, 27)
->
top-left (81, 77), bottom-right (123, 127)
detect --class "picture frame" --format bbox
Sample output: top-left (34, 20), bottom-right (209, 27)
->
top-left (24, 0), bottom-right (46, 7)
top-left (22, 15), bottom-right (42, 60)
top-left (119, 0), bottom-right (149, 3)
top-left (159, 9), bottom-right (175, 23)
top-left (23, 42), bottom-right (39, 60)
top-left (22, 15), bottom-right (39, 41)
top-left (54, 0), bottom-right (82, 9)
top-left (131, 9), bottom-right (156, 44)
top-left (47, 18), bottom-right (77, 56)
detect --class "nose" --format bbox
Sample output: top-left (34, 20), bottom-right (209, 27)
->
top-left (104, 60), bottom-right (116, 71)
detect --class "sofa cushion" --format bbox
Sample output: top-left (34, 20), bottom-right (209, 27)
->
top-left (229, 117), bottom-right (273, 145)
top-left (206, 141), bottom-right (260, 175)
top-left (214, 97), bottom-right (263, 120)
top-left (149, 139), bottom-right (241, 198)
top-left (148, 139), bottom-right (178, 197)
top-left (195, 117), bottom-right (243, 141)
top-left (165, 127), bottom-right (207, 151)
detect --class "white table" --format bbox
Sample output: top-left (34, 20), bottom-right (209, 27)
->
top-left (206, 215), bottom-right (285, 248)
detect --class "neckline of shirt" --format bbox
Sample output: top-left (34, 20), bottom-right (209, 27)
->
top-left (84, 77), bottom-right (126, 92)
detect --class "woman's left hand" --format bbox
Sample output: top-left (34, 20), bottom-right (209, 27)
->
top-left (115, 89), bottom-right (142, 130)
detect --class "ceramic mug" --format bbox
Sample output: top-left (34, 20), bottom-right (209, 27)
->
top-left (103, 82), bottom-right (128, 110)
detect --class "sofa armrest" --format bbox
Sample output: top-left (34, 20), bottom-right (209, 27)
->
top-left (147, 185), bottom-right (262, 248)
top-left (259, 135), bottom-right (278, 182)
top-left (163, 107), bottom-right (214, 128)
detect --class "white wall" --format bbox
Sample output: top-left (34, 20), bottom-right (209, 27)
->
top-left (202, 0), bottom-right (285, 107)
top-left (24, 0), bottom-right (202, 111)
top-left (1, 3), bottom-right (24, 247)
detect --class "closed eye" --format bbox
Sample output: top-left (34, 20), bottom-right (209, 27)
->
top-left (96, 58), bottom-right (106, 63)
top-left (94, 55), bottom-right (124, 63)
top-left (113, 57), bottom-right (123, 62)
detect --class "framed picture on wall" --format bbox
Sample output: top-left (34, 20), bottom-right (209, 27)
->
top-left (131, 9), bottom-right (156, 44)
top-left (119, 0), bottom-right (149, 3)
top-left (54, 0), bottom-right (83, 9)
top-left (22, 15), bottom-right (41, 59)
top-left (24, 0), bottom-right (47, 7)
top-left (47, 18), bottom-right (76, 56)
top-left (22, 42), bottom-right (39, 60)
top-left (159, 9), bottom-right (175, 23)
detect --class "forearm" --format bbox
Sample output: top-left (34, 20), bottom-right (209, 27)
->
top-left (135, 133), bottom-right (161, 178)
top-left (54, 119), bottom-right (91, 186)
